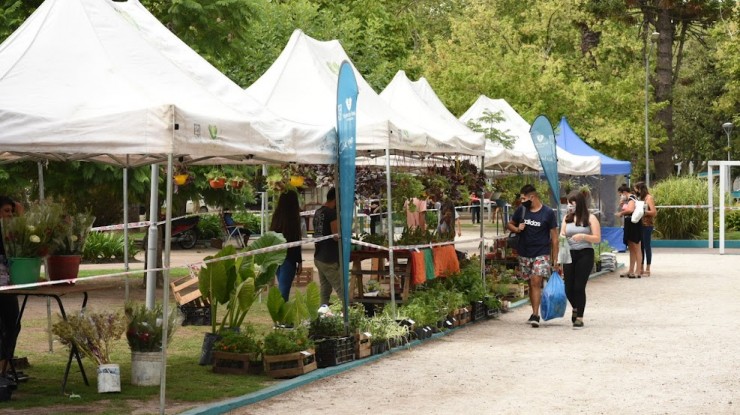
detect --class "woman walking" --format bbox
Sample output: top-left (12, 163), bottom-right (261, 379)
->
top-left (269, 191), bottom-right (303, 301)
top-left (616, 184), bottom-right (643, 278)
top-left (634, 182), bottom-right (656, 276)
top-left (560, 191), bottom-right (601, 328)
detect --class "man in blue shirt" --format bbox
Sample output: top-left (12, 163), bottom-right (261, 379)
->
top-left (507, 184), bottom-right (559, 327)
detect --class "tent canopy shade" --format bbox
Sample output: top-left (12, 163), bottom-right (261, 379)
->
top-left (556, 117), bottom-right (631, 176)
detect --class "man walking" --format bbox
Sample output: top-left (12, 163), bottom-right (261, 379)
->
top-left (313, 188), bottom-right (343, 306)
top-left (507, 184), bottom-right (559, 327)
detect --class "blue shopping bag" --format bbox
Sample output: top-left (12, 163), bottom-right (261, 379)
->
top-left (540, 271), bottom-right (566, 321)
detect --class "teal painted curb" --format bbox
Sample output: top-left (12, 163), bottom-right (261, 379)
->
top-left (652, 240), bottom-right (740, 248)
top-left (181, 264), bottom-right (624, 415)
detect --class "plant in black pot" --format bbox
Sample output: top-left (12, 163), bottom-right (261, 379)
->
top-left (197, 232), bottom-right (287, 365)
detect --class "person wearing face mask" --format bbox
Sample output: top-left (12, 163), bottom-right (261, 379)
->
top-left (615, 184), bottom-right (642, 278)
top-left (507, 184), bottom-right (559, 328)
top-left (560, 191), bottom-right (601, 329)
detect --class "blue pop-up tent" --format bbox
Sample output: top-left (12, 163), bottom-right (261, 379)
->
top-left (556, 117), bottom-right (631, 175)
top-left (556, 116), bottom-right (631, 250)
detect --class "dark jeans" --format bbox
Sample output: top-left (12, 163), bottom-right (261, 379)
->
top-left (0, 294), bottom-right (20, 361)
top-left (276, 259), bottom-right (297, 301)
top-left (563, 248), bottom-right (593, 318)
top-left (471, 206), bottom-right (480, 223)
top-left (641, 226), bottom-right (653, 266)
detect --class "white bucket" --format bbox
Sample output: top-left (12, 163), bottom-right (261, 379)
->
top-left (131, 352), bottom-right (162, 386)
top-left (97, 363), bottom-right (121, 393)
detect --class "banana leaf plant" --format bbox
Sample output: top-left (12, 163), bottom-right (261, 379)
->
top-left (266, 282), bottom-right (320, 328)
top-left (198, 232), bottom-right (287, 334)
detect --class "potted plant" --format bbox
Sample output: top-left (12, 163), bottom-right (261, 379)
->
top-left (212, 324), bottom-right (264, 375)
top-left (206, 169), bottom-right (227, 189)
top-left (197, 232), bottom-right (287, 365)
top-left (173, 164), bottom-right (190, 186)
top-left (48, 210), bottom-right (95, 282)
top-left (1, 202), bottom-right (61, 286)
top-left (124, 302), bottom-right (179, 386)
top-left (229, 175), bottom-right (246, 190)
top-left (51, 309), bottom-right (126, 393)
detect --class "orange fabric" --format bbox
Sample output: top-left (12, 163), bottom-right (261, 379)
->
top-left (410, 251), bottom-right (426, 285)
top-left (433, 245), bottom-right (460, 277)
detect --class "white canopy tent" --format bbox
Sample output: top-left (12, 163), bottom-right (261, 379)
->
top-left (0, 0), bottom-right (332, 166)
top-left (246, 29), bottom-right (484, 158)
top-left (459, 95), bottom-right (601, 175)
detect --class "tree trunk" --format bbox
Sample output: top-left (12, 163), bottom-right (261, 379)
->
top-left (652, 8), bottom-right (675, 181)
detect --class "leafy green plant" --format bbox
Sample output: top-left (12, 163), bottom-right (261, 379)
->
top-left (82, 231), bottom-right (139, 262)
top-left (362, 312), bottom-right (409, 346)
top-left (266, 282), bottom-right (320, 327)
top-left (653, 176), bottom-right (711, 239)
top-left (263, 326), bottom-right (313, 355)
top-left (197, 214), bottom-right (222, 239)
top-left (309, 313), bottom-right (345, 338)
top-left (199, 232), bottom-right (287, 334)
top-left (124, 302), bottom-right (179, 352)
top-left (232, 211), bottom-right (261, 233)
top-left (213, 324), bottom-right (262, 355)
top-left (391, 172), bottom-right (424, 212)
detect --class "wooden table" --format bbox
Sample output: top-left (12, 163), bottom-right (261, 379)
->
top-left (349, 249), bottom-right (412, 304)
top-left (4, 282), bottom-right (117, 394)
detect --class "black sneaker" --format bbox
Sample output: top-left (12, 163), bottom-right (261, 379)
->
top-left (573, 318), bottom-right (584, 329)
top-left (527, 314), bottom-right (540, 328)
top-left (571, 310), bottom-right (578, 324)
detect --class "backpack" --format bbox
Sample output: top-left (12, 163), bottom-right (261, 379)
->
top-left (631, 196), bottom-right (645, 223)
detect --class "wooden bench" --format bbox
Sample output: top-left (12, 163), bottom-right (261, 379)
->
top-left (171, 266), bottom-right (211, 326)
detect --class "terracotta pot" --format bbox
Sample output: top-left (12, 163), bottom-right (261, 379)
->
top-left (46, 254), bottom-right (82, 282)
top-left (209, 178), bottom-right (226, 189)
top-left (230, 180), bottom-right (244, 189)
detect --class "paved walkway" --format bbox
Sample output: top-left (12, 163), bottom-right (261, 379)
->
top-left (206, 247), bottom-right (739, 415)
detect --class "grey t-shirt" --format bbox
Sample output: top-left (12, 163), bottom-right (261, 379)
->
top-left (564, 218), bottom-right (593, 251)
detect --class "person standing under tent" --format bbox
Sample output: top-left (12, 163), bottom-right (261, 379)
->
top-left (635, 182), bottom-right (656, 277)
top-left (615, 184), bottom-right (643, 278)
top-left (470, 191), bottom-right (481, 224)
top-left (507, 184), bottom-right (559, 328)
top-left (560, 191), bottom-right (601, 329)
top-left (313, 188), bottom-right (343, 306)
top-left (270, 190), bottom-right (303, 301)
top-left (0, 196), bottom-right (20, 379)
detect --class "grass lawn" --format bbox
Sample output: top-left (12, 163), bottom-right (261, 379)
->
top-left (7, 268), bottom-right (285, 414)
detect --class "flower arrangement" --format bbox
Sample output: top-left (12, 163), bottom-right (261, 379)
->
top-left (51, 309), bottom-right (126, 365)
top-left (52, 211), bottom-right (96, 255)
top-left (1, 202), bottom-right (62, 258)
top-left (124, 302), bottom-right (179, 353)
top-left (213, 324), bottom-right (262, 355)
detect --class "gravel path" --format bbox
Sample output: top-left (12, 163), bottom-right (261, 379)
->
top-left (229, 248), bottom-right (740, 415)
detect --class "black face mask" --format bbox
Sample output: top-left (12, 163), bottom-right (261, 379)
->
top-left (522, 200), bottom-right (533, 209)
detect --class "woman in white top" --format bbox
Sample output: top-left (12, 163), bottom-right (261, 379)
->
top-left (560, 191), bottom-right (601, 329)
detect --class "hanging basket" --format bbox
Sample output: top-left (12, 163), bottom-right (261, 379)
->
top-left (289, 175), bottom-right (305, 188)
top-left (174, 174), bottom-right (189, 186)
top-left (209, 178), bottom-right (226, 189)
top-left (230, 180), bottom-right (244, 190)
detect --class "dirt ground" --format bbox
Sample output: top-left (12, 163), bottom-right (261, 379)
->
top-left (232, 247), bottom-right (740, 415)
top-left (6, 238), bottom-right (740, 414)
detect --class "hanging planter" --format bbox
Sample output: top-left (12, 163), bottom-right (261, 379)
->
top-left (230, 179), bottom-right (245, 190)
top-left (289, 175), bottom-right (305, 188)
top-left (209, 178), bottom-right (226, 189)
top-left (174, 174), bottom-right (189, 186)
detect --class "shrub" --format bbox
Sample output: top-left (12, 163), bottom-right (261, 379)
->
top-left (653, 177), bottom-right (712, 239)
top-left (83, 231), bottom-right (139, 262)
top-left (197, 214), bottom-right (222, 239)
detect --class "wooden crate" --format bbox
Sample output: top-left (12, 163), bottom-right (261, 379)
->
top-left (212, 351), bottom-right (262, 375)
top-left (293, 268), bottom-right (314, 286)
top-left (263, 349), bottom-right (317, 379)
top-left (355, 332), bottom-right (372, 359)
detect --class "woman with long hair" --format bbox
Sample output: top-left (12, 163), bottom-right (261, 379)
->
top-left (634, 181), bottom-right (656, 276)
top-left (616, 184), bottom-right (643, 278)
top-left (269, 191), bottom-right (302, 301)
top-left (560, 191), bottom-right (601, 328)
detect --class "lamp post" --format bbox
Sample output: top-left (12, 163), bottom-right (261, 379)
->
top-left (722, 122), bottom-right (733, 161)
top-left (644, 31), bottom-right (659, 187)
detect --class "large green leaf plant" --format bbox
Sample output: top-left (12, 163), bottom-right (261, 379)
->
top-left (198, 232), bottom-right (287, 334)
top-left (266, 282), bottom-right (320, 328)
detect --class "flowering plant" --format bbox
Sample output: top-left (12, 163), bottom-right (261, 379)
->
top-left (1, 203), bottom-right (62, 258)
top-left (124, 302), bottom-right (179, 352)
top-left (52, 211), bottom-right (96, 255)
top-left (51, 309), bottom-right (126, 365)
top-left (213, 324), bottom-right (262, 355)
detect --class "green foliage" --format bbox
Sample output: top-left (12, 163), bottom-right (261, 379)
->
top-left (232, 211), bottom-right (261, 233)
top-left (213, 324), bottom-right (262, 355)
top-left (724, 210), bottom-right (740, 232)
top-left (445, 260), bottom-right (487, 303)
top-left (466, 109), bottom-right (516, 149)
top-left (309, 314), bottom-right (345, 338)
top-left (390, 173), bottom-right (424, 212)
top-left (362, 311), bottom-right (409, 345)
top-left (262, 326), bottom-right (313, 355)
top-left (197, 213), bottom-right (222, 239)
top-left (82, 231), bottom-right (139, 262)
top-left (198, 232), bottom-right (287, 333)
top-left (653, 176), bottom-right (710, 239)
top-left (266, 281), bottom-right (320, 327)
top-left (124, 302), bottom-right (179, 352)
